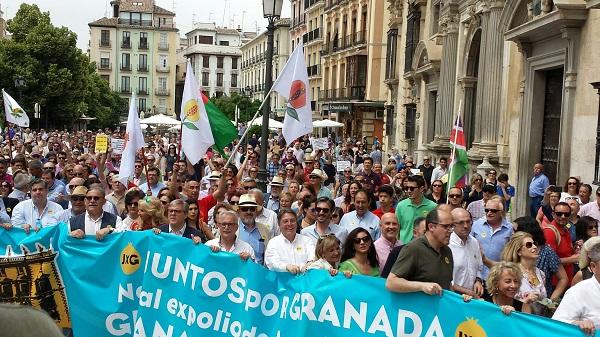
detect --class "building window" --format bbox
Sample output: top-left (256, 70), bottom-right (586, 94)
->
top-left (100, 75), bottom-right (109, 82)
top-left (202, 72), bottom-right (209, 87)
top-left (121, 76), bottom-right (130, 92)
top-left (385, 29), bottom-right (398, 80)
top-left (158, 77), bottom-right (167, 90)
top-left (405, 104), bottom-right (417, 140)
top-left (217, 73), bottom-right (224, 87)
top-left (386, 105), bottom-right (396, 140)
top-left (139, 54), bottom-right (147, 71)
top-left (121, 53), bottom-right (130, 69)
top-left (159, 33), bottom-right (168, 49)
top-left (122, 31), bottom-right (131, 48)
top-left (100, 30), bottom-right (110, 46)
top-left (217, 57), bottom-right (224, 69)
top-left (159, 98), bottom-right (166, 113)
top-left (139, 77), bottom-right (147, 93)
top-left (203, 55), bottom-right (210, 68)
top-left (198, 35), bottom-right (213, 44)
top-left (100, 57), bottom-right (110, 69)
top-left (139, 32), bottom-right (148, 49)
top-left (219, 40), bottom-right (230, 46)
top-left (139, 98), bottom-right (147, 111)
top-left (232, 57), bottom-right (238, 69)
top-left (231, 74), bottom-right (238, 87)
top-left (405, 6), bottom-right (421, 73)
top-left (431, 2), bottom-right (441, 36)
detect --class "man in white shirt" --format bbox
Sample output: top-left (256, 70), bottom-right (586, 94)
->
top-left (553, 239), bottom-right (600, 336)
top-left (449, 208), bottom-right (484, 298)
top-left (205, 210), bottom-right (254, 261)
top-left (265, 209), bottom-right (315, 273)
top-left (430, 157), bottom-right (448, 184)
top-left (68, 187), bottom-right (122, 241)
top-left (8, 180), bottom-right (63, 233)
top-left (339, 190), bottom-right (381, 240)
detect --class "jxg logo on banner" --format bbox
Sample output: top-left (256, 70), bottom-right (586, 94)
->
top-left (120, 243), bottom-right (141, 275)
top-left (455, 318), bottom-right (487, 337)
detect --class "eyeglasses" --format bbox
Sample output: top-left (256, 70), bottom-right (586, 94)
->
top-left (404, 186), bottom-right (418, 191)
top-left (353, 236), bottom-right (371, 244)
top-left (488, 172), bottom-right (497, 176)
top-left (315, 207), bottom-right (330, 213)
top-left (432, 184), bottom-right (442, 188)
top-left (524, 241), bottom-right (537, 249)
top-left (243, 185), bottom-right (256, 190)
top-left (85, 196), bottom-right (102, 201)
top-left (134, 165), bottom-right (142, 168)
top-left (71, 196), bottom-right (85, 202)
top-left (449, 194), bottom-right (462, 198)
top-left (168, 209), bottom-right (184, 214)
top-left (240, 207), bottom-right (256, 213)
top-left (219, 222), bottom-right (237, 228)
top-left (434, 223), bottom-right (456, 231)
top-left (554, 211), bottom-right (570, 217)
top-left (485, 208), bottom-right (501, 213)
top-left (230, 200), bottom-right (239, 205)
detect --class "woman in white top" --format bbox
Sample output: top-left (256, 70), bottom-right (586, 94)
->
top-left (502, 232), bottom-right (551, 316)
top-left (560, 176), bottom-right (582, 203)
top-left (305, 234), bottom-right (352, 278)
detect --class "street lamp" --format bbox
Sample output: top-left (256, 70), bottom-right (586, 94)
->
top-left (257, 0), bottom-right (283, 192)
top-left (14, 75), bottom-right (26, 102)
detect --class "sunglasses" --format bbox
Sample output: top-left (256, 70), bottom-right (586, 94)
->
top-left (315, 207), bottom-right (330, 213)
top-left (74, 172), bottom-right (85, 177)
top-left (449, 194), bottom-right (462, 198)
top-left (474, 178), bottom-right (482, 182)
top-left (404, 186), bottom-right (418, 191)
top-left (554, 211), bottom-right (570, 217)
top-left (485, 208), bottom-right (501, 213)
top-left (85, 196), bottom-right (102, 201)
top-left (240, 207), bottom-right (256, 212)
top-left (127, 202), bottom-right (139, 207)
top-left (230, 201), bottom-right (239, 205)
top-left (71, 196), bottom-right (85, 202)
top-left (432, 184), bottom-right (442, 188)
top-left (567, 182), bottom-right (578, 185)
top-left (353, 236), bottom-right (371, 244)
top-left (588, 225), bottom-right (598, 230)
top-left (524, 241), bottom-right (537, 249)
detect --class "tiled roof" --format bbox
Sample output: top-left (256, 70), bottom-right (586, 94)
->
top-left (88, 17), bottom-right (118, 27)
top-left (119, 0), bottom-right (154, 12)
top-left (216, 28), bottom-right (240, 35)
top-left (153, 5), bottom-right (175, 16)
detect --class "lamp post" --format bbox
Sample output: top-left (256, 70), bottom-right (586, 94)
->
top-left (258, 0), bottom-right (283, 192)
top-left (14, 76), bottom-right (26, 102)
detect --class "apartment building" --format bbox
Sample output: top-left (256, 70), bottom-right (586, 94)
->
top-left (88, 0), bottom-right (179, 116)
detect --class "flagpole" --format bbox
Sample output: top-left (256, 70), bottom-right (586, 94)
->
top-left (223, 88), bottom-right (274, 169)
top-left (446, 100), bottom-right (462, 202)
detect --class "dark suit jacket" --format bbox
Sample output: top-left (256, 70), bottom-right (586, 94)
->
top-left (2, 197), bottom-right (19, 218)
top-left (157, 223), bottom-right (202, 240)
top-left (69, 212), bottom-right (118, 232)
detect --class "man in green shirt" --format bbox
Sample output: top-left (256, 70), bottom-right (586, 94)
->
top-left (386, 208), bottom-right (454, 294)
top-left (395, 175), bottom-right (437, 243)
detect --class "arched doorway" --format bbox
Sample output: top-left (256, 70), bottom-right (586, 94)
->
top-left (463, 29), bottom-right (481, 149)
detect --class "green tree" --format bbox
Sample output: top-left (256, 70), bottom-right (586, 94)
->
top-left (209, 92), bottom-right (261, 123)
top-left (0, 4), bottom-right (124, 129)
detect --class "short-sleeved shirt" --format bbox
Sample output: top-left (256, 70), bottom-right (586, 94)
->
top-left (395, 197), bottom-right (437, 243)
top-left (471, 218), bottom-right (514, 278)
top-left (390, 235), bottom-right (454, 290)
top-left (543, 221), bottom-right (575, 283)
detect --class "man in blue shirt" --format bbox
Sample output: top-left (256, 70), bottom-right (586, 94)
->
top-left (138, 167), bottom-right (166, 197)
top-left (236, 194), bottom-right (273, 265)
top-left (529, 163), bottom-right (550, 217)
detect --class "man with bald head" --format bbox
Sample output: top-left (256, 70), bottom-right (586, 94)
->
top-left (449, 208), bottom-right (484, 298)
top-left (374, 213), bottom-right (402, 270)
top-left (471, 198), bottom-right (514, 278)
top-left (529, 163), bottom-right (549, 217)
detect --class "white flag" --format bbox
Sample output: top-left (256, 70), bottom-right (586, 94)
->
top-left (180, 60), bottom-right (214, 164)
top-left (119, 92), bottom-right (145, 186)
top-left (2, 89), bottom-right (30, 127)
top-left (271, 41), bottom-right (313, 144)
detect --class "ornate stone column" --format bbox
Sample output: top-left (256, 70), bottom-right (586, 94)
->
top-left (432, 12), bottom-right (459, 147)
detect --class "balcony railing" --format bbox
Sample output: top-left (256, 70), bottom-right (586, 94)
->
top-left (98, 62), bottom-right (112, 70)
top-left (139, 41), bottom-right (148, 50)
top-left (325, 0), bottom-right (347, 11)
top-left (138, 65), bottom-right (148, 72)
top-left (137, 88), bottom-right (148, 95)
top-left (118, 18), bottom-right (153, 27)
top-left (120, 87), bottom-right (131, 94)
top-left (155, 65), bottom-right (170, 73)
top-left (158, 42), bottom-right (169, 50)
top-left (120, 64), bottom-right (132, 71)
top-left (304, 0), bottom-right (324, 10)
top-left (292, 13), bottom-right (306, 28)
top-left (303, 28), bottom-right (321, 44)
top-left (121, 40), bottom-right (131, 49)
top-left (307, 64), bottom-right (321, 77)
top-left (319, 86), bottom-right (366, 101)
top-left (321, 31), bottom-right (367, 56)
top-left (99, 39), bottom-right (111, 47)
top-left (155, 88), bottom-right (170, 96)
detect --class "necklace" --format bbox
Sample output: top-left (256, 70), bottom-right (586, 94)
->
top-left (521, 266), bottom-right (540, 286)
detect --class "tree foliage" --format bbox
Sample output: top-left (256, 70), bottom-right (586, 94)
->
top-left (0, 4), bottom-right (125, 129)
top-left (209, 92), bottom-right (262, 123)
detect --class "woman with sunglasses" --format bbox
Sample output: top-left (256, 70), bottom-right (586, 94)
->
top-left (0, 181), bottom-right (12, 198)
top-left (159, 194), bottom-right (174, 219)
top-left (574, 216), bottom-right (599, 253)
top-left (502, 232), bottom-right (553, 316)
top-left (122, 189), bottom-right (145, 230)
top-left (165, 145), bottom-right (178, 174)
top-left (560, 176), bottom-right (582, 203)
top-left (425, 179), bottom-right (447, 204)
top-left (463, 173), bottom-right (484, 206)
top-left (339, 228), bottom-right (379, 276)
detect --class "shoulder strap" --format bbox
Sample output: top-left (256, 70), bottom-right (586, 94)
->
top-left (544, 225), bottom-right (561, 247)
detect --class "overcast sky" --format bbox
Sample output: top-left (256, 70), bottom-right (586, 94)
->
top-left (4, 0), bottom-right (292, 51)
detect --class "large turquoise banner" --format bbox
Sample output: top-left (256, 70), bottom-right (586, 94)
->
top-left (0, 225), bottom-right (595, 337)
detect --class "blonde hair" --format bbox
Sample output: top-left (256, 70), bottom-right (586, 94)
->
top-left (486, 261), bottom-right (522, 295)
top-left (315, 234), bottom-right (341, 260)
top-left (502, 232), bottom-right (532, 263)
top-left (579, 236), bottom-right (600, 268)
top-left (138, 197), bottom-right (166, 224)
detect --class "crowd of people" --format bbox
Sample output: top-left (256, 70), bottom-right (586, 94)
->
top-left (0, 128), bottom-right (598, 335)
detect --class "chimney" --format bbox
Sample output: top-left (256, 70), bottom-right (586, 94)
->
top-left (237, 25), bottom-right (242, 32)
top-left (110, 0), bottom-right (121, 18)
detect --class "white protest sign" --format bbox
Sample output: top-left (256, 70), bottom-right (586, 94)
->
top-left (310, 137), bottom-right (329, 150)
top-left (111, 138), bottom-right (126, 155)
top-left (337, 160), bottom-right (351, 172)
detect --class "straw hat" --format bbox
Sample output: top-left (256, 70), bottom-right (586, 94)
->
top-left (269, 176), bottom-right (284, 187)
top-left (238, 194), bottom-right (259, 207)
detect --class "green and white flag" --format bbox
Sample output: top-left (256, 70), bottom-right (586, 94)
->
top-left (2, 89), bottom-right (30, 127)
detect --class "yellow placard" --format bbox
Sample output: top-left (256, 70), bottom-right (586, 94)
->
top-left (94, 135), bottom-right (109, 153)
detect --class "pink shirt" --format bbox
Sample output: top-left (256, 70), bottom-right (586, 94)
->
top-left (578, 201), bottom-right (600, 224)
top-left (374, 236), bottom-right (402, 270)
